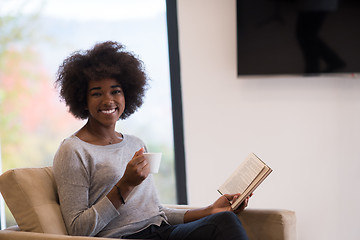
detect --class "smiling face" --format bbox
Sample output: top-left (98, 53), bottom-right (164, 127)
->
top-left (86, 78), bottom-right (125, 128)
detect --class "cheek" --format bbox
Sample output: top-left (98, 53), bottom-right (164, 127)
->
top-left (86, 99), bottom-right (99, 114)
top-left (118, 96), bottom-right (126, 107)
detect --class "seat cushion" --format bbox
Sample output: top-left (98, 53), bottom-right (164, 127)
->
top-left (0, 167), bottom-right (68, 234)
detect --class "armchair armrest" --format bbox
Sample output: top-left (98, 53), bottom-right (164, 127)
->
top-left (165, 205), bottom-right (296, 240)
top-left (239, 209), bottom-right (296, 240)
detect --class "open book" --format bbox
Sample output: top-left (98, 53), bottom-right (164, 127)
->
top-left (217, 153), bottom-right (272, 210)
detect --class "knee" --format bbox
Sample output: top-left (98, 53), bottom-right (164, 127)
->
top-left (218, 211), bottom-right (238, 219)
top-left (211, 211), bottom-right (241, 225)
top-left (209, 212), bottom-right (248, 239)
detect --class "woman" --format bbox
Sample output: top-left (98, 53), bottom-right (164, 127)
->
top-left (53, 41), bottom-right (249, 239)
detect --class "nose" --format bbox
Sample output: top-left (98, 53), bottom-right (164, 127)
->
top-left (102, 93), bottom-right (115, 105)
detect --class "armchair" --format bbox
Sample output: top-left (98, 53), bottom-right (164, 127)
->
top-left (0, 167), bottom-right (296, 240)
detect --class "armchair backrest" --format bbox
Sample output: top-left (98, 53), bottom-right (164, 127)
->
top-left (0, 167), bottom-right (68, 234)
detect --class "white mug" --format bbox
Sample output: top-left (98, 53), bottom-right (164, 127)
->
top-left (143, 153), bottom-right (162, 173)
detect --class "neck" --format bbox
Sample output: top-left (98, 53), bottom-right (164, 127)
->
top-left (84, 121), bottom-right (121, 145)
top-left (86, 120), bottom-right (115, 137)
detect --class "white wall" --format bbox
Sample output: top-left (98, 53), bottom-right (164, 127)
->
top-left (177, 1), bottom-right (360, 239)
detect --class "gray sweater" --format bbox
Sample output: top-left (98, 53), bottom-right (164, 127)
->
top-left (53, 134), bottom-right (186, 238)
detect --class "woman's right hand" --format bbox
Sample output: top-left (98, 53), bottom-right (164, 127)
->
top-left (120, 147), bottom-right (150, 188)
top-left (108, 148), bottom-right (149, 208)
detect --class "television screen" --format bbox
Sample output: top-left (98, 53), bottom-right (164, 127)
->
top-left (237, 0), bottom-right (360, 76)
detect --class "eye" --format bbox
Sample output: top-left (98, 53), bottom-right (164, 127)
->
top-left (112, 89), bottom-right (122, 95)
top-left (91, 92), bottom-right (101, 97)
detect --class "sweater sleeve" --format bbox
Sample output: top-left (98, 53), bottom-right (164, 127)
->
top-left (159, 205), bottom-right (188, 225)
top-left (53, 141), bottom-right (119, 236)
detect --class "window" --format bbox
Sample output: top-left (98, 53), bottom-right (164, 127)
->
top-left (0, 0), bottom-right (178, 227)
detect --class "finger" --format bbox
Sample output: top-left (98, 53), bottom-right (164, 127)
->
top-left (135, 156), bottom-right (147, 169)
top-left (223, 194), bottom-right (232, 202)
top-left (233, 193), bottom-right (241, 200)
top-left (223, 194), bottom-right (235, 206)
top-left (134, 147), bottom-right (145, 157)
top-left (242, 196), bottom-right (250, 209)
top-left (130, 158), bottom-right (149, 177)
top-left (130, 148), bottom-right (146, 165)
top-left (142, 162), bottom-right (150, 174)
top-left (225, 193), bottom-right (241, 201)
top-left (138, 160), bottom-right (150, 178)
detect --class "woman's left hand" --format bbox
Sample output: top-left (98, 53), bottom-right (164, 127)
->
top-left (183, 193), bottom-right (251, 223)
top-left (210, 193), bottom-right (250, 214)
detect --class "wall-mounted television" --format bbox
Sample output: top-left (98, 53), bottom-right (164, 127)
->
top-left (237, 0), bottom-right (360, 76)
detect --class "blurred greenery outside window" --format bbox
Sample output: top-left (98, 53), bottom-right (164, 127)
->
top-left (0, 0), bottom-right (176, 227)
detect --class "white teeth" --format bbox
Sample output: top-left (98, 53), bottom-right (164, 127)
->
top-left (101, 109), bottom-right (116, 114)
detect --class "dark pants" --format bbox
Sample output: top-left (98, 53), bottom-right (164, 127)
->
top-left (124, 211), bottom-right (249, 240)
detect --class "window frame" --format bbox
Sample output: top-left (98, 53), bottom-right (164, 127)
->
top-left (166, 0), bottom-right (188, 205)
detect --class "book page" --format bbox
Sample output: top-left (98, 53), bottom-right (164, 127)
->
top-left (218, 153), bottom-right (265, 194)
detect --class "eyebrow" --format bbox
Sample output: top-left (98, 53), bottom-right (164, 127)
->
top-left (89, 85), bottom-right (122, 92)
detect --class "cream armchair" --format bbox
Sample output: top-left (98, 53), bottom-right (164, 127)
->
top-left (0, 167), bottom-right (296, 240)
